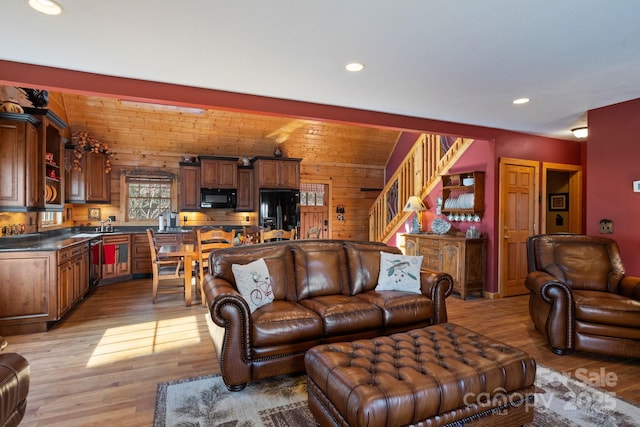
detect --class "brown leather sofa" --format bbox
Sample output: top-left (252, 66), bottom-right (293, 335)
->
top-left (525, 233), bottom-right (640, 357)
top-left (0, 337), bottom-right (30, 427)
top-left (203, 240), bottom-right (453, 391)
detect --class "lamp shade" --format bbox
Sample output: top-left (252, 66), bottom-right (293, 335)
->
top-left (403, 196), bottom-right (426, 212)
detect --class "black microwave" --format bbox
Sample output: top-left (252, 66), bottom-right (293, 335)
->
top-left (200, 188), bottom-right (237, 209)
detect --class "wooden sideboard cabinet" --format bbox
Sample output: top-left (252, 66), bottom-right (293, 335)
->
top-left (402, 233), bottom-right (486, 300)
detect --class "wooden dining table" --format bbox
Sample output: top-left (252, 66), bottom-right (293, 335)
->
top-left (158, 243), bottom-right (197, 307)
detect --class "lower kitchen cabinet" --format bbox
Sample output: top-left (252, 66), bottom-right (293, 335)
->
top-left (402, 233), bottom-right (486, 300)
top-left (102, 234), bottom-right (130, 282)
top-left (58, 242), bottom-right (89, 317)
top-left (0, 242), bottom-right (89, 335)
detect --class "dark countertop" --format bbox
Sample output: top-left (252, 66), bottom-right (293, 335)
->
top-left (0, 225), bottom-right (243, 252)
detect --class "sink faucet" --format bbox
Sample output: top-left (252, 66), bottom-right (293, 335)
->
top-left (100, 218), bottom-right (113, 233)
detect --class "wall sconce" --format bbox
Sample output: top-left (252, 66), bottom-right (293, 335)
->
top-left (336, 205), bottom-right (345, 221)
top-left (571, 127), bottom-right (588, 138)
top-left (403, 196), bottom-right (426, 234)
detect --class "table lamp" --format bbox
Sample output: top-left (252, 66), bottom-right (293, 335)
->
top-left (403, 196), bottom-right (426, 234)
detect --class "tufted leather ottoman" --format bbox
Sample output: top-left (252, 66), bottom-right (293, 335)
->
top-left (305, 323), bottom-right (536, 427)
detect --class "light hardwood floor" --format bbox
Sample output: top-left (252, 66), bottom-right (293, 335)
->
top-left (5, 279), bottom-right (639, 426)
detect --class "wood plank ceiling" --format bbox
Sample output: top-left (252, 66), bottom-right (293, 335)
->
top-left (60, 93), bottom-right (402, 167)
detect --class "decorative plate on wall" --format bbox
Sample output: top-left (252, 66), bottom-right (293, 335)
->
top-left (431, 218), bottom-right (452, 234)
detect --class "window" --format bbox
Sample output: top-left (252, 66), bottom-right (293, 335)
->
top-left (126, 177), bottom-right (172, 220)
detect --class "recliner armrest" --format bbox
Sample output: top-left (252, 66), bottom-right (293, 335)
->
top-left (618, 275), bottom-right (640, 301)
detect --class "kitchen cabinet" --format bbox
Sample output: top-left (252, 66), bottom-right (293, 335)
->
top-left (131, 232), bottom-right (193, 276)
top-left (403, 233), bottom-right (486, 300)
top-left (24, 108), bottom-right (67, 210)
top-left (102, 234), bottom-right (130, 281)
top-left (200, 156), bottom-right (238, 189)
top-left (236, 166), bottom-right (254, 211)
top-left (0, 251), bottom-right (56, 335)
top-left (131, 233), bottom-right (152, 275)
top-left (253, 157), bottom-right (301, 189)
top-left (57, 242), bottom-right (89, 317)
top-left (64, 148), bottom-right (111, 203)
top-left (0, 242), bottom-right (89, 335)
top-left (179, 162), bottom-right (201, 210)
top-left (441, 171), bottom-right (485, 219)
top-left (0, 113), bottom-right (41, 210)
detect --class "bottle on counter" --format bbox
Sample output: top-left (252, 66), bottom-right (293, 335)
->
top-left (159, 215), bottom-right (165, 231)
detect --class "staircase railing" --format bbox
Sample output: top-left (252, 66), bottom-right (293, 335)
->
top-left (369, 133), bottom-right (474, 242)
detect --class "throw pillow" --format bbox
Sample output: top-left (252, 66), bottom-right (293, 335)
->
top-left (376, 251), bottom-right (423, 293)
top-left (232, 258), bottom-right (274, 312)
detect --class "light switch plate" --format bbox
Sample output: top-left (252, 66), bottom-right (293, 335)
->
top-left (599, 219), bottom-right (613, 234)
top-left (634, 180), bottom-right (640, 192)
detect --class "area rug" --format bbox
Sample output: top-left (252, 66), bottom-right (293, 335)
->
top-left (154, 364), bottom-right (640, 427)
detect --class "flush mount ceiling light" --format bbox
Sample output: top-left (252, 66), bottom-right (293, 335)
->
top-left (571, 127), bottom-right (588, 138)
top-left (345, 62), bottom-right (364, 72)
top-left (512, 98), bottom-right (530, 105)
top-left (28, 0), bottom-right (63, 15)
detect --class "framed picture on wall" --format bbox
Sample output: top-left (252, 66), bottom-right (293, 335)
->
top-left (549, 193), bottom-right (568, 211)
top-left (300, 192), bottom-right (307, 206)
top-left (307, 192), bottom-right (316, 206)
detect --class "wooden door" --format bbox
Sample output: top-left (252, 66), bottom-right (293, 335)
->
top-left (498, 158), bottom-right (539, 297)
top-left (300, 182), bottom-right (330, 239)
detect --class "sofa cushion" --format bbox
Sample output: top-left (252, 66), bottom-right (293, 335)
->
top-left (232, 258), bottom-right (274, 312)
top-left (210, 243), bottom-right (296, 301)
top-left (344, 241), bottom-right (402, 295)
top-left (251, 300), bottom-right (324, 347)
top-left (573, 289), bottom-right (640, 327)
top-left (300, 295), bottom-right (383, 335)
top-left (292, 242), bottom-right (349, 300)
top-left (357, 291), bottom-right (434, 327)
top-left (376, 251), bottom-right (423, 293)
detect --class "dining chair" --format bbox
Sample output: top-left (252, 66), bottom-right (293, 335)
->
top-left (241, 226), bottom-right (262, 245)
top-left (195, 228), bottom-right (235, 305)
top-left (146, 229), bottom-right (185, 303)
top-left (260, 228), bottom-right (296, 243)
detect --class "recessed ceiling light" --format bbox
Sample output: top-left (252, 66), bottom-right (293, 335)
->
top-left (345, 63), bottom-right (364, 72)
top-left (28, 0), bottom-right (63, 15)
top-left (512, 98), bottom-right (530, 105)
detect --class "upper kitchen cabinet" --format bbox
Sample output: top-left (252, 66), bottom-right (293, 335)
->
top-left (253, 157), bottom-right (301, 189)
top-left (235, 166), bottom-right (254, 211)
top-left (64, 148), bottom-right (111, 203)
top-left (199, 156), bottom-right (238, 189)
top-left (24, 108), bottom-right (67, 210)
top-left (0, 113), bottom-right (41, 210)
top-left (179, 162), bottom-right (201, 211)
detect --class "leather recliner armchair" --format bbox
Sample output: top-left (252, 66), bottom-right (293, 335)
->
top-left (525, 234), bottom-right (640, 357)
top-left (0, 336), bottom-right (30, 427)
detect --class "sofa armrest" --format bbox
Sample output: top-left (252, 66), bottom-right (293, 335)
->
top-left (525, 271), bottom-right (575, 352)
top-left (203, 275), bottom-right (253, 391)
top-left (420, 269), bottom-right (453, 324)
top-left (618, 276), bottom-right (640, 301)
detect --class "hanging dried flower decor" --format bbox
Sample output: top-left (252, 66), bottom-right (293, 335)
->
top-left (71, 130), bottom-right (113, 173)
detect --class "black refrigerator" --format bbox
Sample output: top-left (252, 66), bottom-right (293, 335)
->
top-left (259, 189), bottom-right (299, 231)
